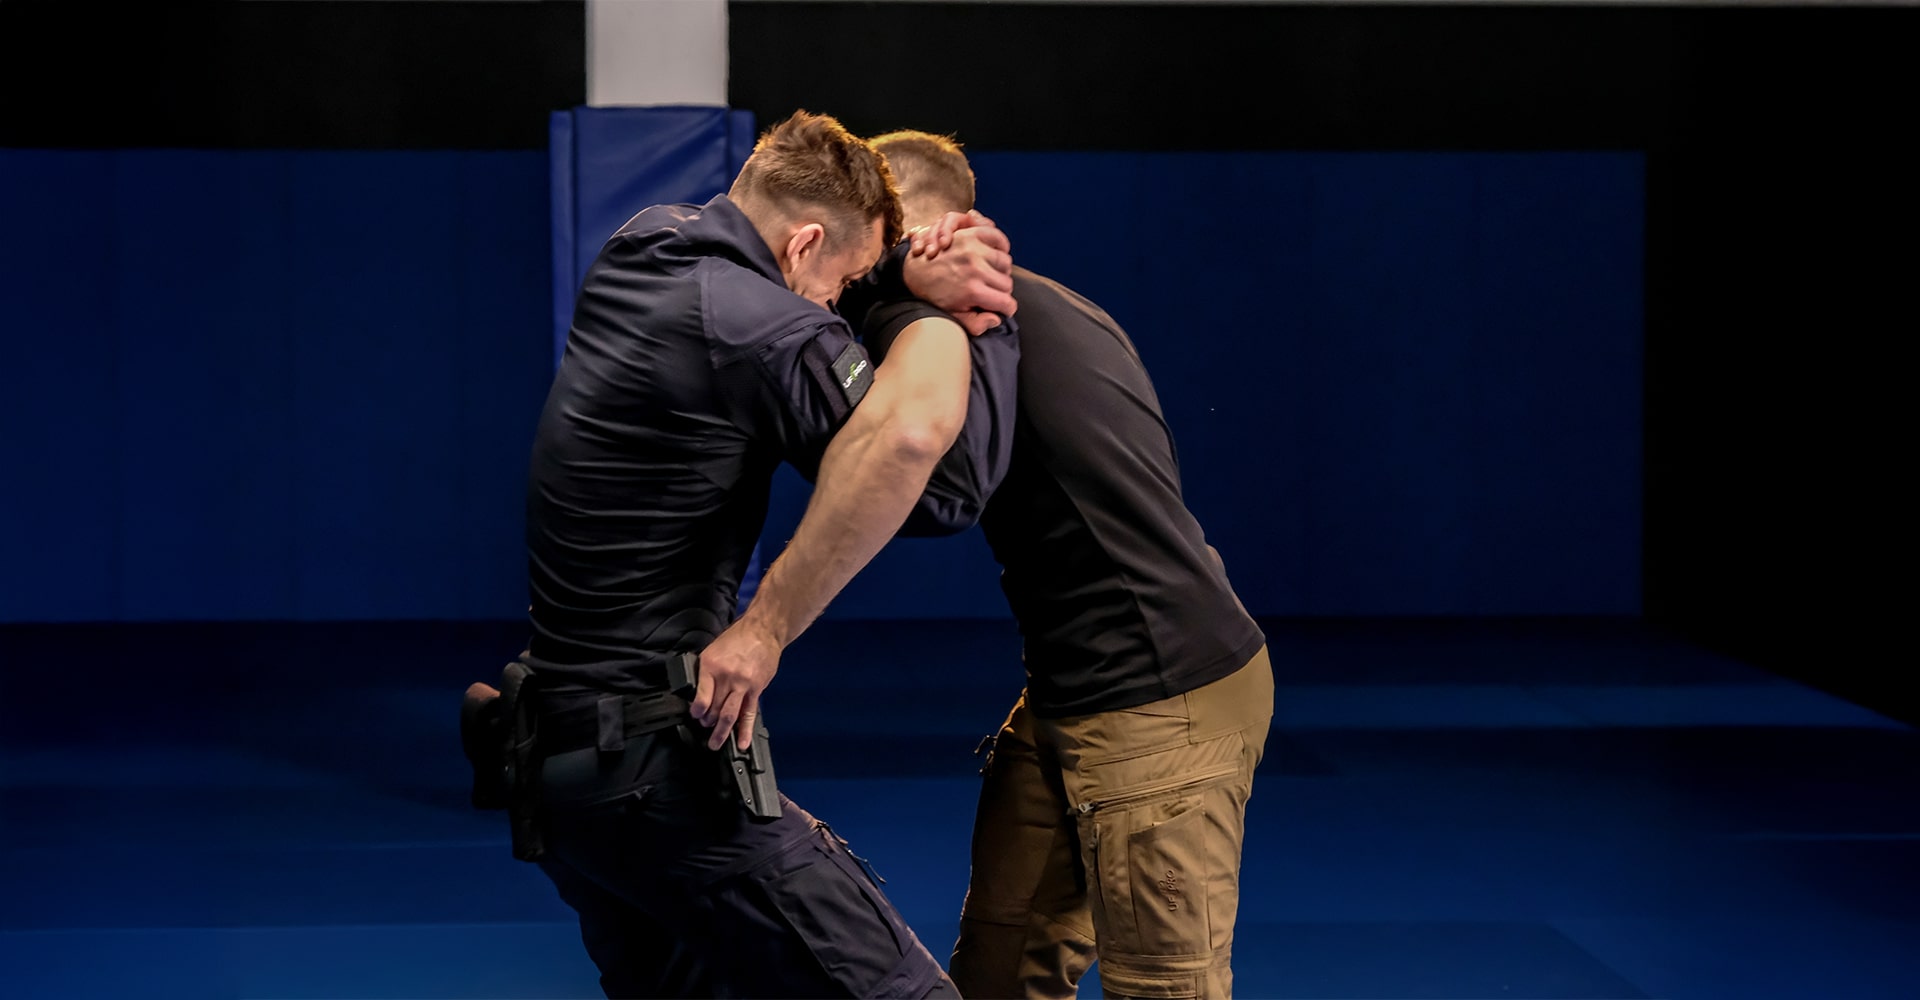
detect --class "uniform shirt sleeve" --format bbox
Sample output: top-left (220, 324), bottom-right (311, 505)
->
top-left (712, 318), bottom-right (875, 479)
top-left (862, 301), bottom-right (1022, 537)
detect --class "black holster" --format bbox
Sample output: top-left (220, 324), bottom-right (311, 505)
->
top-left (459, 659), bottom-right (545, 862)
top-left (726, 713), bottom-right (780, 821)
top-left (668, 651), bottom-right (782, 822)
top-left (497, 661), bottom-right (545, 862)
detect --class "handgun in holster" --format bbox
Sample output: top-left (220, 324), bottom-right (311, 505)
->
top-left (459, 658), bottom-right (546, 862)
top-left (666, 651), bottom-right (782, 821)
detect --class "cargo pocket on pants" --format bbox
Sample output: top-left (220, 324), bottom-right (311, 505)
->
top-left (762, 834), bottom-right (921, 997)
top-left (1126, 796), bottom-right (1213, 960)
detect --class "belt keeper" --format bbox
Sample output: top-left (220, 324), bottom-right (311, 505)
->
top-left (596, 695), bottom-right (625, 752)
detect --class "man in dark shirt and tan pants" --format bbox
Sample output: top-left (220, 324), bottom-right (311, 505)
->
top-left (862, 132), bottom-right (1274, 1000)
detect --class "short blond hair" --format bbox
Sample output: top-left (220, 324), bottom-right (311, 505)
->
top-left (868, 130), bottom-right (975, 215)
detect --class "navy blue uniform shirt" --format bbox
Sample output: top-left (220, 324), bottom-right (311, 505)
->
top-left (525, 196), bottom-right (1018, 693)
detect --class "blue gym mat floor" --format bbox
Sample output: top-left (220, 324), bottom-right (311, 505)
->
top-left (2, 618), bottom-right (1915, 999)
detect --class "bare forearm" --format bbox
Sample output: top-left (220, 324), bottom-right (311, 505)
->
top-left (738, 415), bottom-right (944, 646)
top-left (690, 316), bottom-right (968, 751)
top-left (737, 321), bottom-right (971, 645)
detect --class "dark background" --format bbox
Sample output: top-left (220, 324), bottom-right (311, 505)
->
top-left (1, 2), bottom-right (1909, 722)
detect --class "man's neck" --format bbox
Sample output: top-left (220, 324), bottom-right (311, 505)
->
top-left (732, 194), bottom-right (796, 283)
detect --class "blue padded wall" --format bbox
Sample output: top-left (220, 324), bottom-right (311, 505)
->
top-left (1, 146), bottom-right (1639, 623)
top-left (1, 152), bottom-right (120, 620)
top-left (549, 106), bottom-right (757, 366)
top-left (769, 151), bottom-right (1644, 618)
top-left (0, 150), bottom-right (551, 622)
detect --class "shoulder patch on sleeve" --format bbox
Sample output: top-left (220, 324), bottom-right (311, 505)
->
top-left (831, 341), bottom-right (873, 409)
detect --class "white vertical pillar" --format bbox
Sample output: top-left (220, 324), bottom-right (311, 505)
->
top-left (586, 0), bottom-right (728, 108)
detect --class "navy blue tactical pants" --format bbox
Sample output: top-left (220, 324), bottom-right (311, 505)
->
top-left (535, 726), bottom-right (958, 999)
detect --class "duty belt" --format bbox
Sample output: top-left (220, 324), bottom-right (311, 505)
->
top-left (534, 689), bottom-right (695, 756)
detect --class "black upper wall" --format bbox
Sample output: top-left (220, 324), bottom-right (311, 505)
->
top-left (735, 3), bottom-right (1678, 149)
top-left (0, 1), bottom-right (584, 149)
top-left (732, 4), bottom-right (1915, 156)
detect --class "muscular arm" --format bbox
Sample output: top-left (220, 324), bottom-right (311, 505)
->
top-left (691, 318), bottom-right (973, 748)
top-left (864, 306), bottom-right (1021, 536)
top-left (741, 318), bottom-right (971, 644)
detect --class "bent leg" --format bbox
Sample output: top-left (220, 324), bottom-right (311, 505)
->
top-left (951, 693), bottom-right (1098, 1000)
top-left (1049, 651), bottom-right (1274, 999)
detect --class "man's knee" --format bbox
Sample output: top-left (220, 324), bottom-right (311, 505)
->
top-left (952, 910), bottom-right (1094, 1000)
top-left (950, 915), bottom-right (1027, 1000)
top-left (736, 821), bottom-right (950, 999)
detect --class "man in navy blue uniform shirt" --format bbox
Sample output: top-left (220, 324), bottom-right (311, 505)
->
top-left (515, 112), bottom-right (1020, 998)
top-left (858, 132), bottom-right (1273, 1000)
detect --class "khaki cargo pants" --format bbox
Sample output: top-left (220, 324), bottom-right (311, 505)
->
top-left (950, 648), bottom-right (1274, 999)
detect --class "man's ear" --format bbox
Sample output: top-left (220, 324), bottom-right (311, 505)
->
top-left (784, 223), bottom-right (827, 269)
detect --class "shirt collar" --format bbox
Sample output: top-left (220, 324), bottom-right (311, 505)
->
top-left (692, 194), bottom-right (785, 286)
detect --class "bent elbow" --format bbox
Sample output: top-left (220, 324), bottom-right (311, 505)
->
top-left (883, 417), bottom-right (961, 468)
